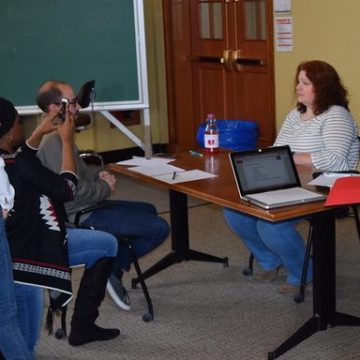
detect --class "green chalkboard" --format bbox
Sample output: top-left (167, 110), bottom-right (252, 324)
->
top-left (0, 0), bottom-right (147, 113)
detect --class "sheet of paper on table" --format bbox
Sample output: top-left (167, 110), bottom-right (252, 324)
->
top-left (128, 164), bottom-right (185, 177)
top-left (308, 172), bottom-right (360, 188)
top-left (116, 156), bottom-right (175, 166)
top-left (154, 169), bottom-right (217, 184)
top-left (117, 156), bottom-right (216, 184)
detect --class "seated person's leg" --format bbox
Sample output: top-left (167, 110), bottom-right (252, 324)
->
top-left (66, 228), bottom-right (120, 346)
top-left (82, 201), bottom-right (169, 252)
top-left (14, 284), bottom-right (44, 355)
top-left (67, 227), bottom-right (117, 268)
top-left (0, 220), bottom-right (34, 360)
top-left (257, 218), bottom-right (313, 291)
top-left (223, 208), bottom-right (282, 272)
top-left (100, 200), bottom-right (158, 215)
top-left (81, 202), bottom-right (169, 270)
top-left (80, 201), bottom-right (169, 311)
top-left (114, 214), bottom-right (169, 270)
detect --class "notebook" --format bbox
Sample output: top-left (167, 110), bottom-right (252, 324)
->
top-left (229, 145), bottom-right (326, 209)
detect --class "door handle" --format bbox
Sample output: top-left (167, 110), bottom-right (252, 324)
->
top-left (236, 58), bottom-right (267, 66)
top-left (197, 56), bottom-right (223, 63)
top-left (231, 49), bottom-right (241, 71)
top-left (231, 49), bottom-right (267, 71)
top-left (221, 49), bottom-right (233, 71)
top-left (194, 52), bottom-right (234, 71)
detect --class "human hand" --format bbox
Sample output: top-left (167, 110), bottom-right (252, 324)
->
top-left (37, 109), bottom-right (59, 135)
top-left (57, 104), bottom-right (75, 145)
top-left (99, 170), bottom-right (116, 191)
top-left (58, 106), bottom-right (76, 174)
top-left (26, 109), bottom-right (60, 148)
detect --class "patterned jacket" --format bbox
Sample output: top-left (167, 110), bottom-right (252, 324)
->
top-left (1, 142), bottom-right (77, 304)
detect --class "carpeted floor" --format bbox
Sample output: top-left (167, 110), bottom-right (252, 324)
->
top-left (36, 175), bottom-right (360, 360)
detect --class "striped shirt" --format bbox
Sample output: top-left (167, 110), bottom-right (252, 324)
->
top-left (274, 105), bottom-right (359, 171)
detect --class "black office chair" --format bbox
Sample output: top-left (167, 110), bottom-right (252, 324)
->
top-left (73, 204), bottom-right (154, 322)
top-left (73, 150), bottom-right (154, 322)
top-left (50, 202), bottom-right (155, 340)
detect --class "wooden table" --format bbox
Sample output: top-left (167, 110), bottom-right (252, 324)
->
top-left (109, 151), bottom-right (360, 359)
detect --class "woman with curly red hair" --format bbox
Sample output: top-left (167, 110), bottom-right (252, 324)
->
top-left (224, 60), bottom-right (359, 295)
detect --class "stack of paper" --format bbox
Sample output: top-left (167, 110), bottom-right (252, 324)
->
top-left (154, 169), bottom-right (217, 184)
top-left (308, 172), bottom-right (360, 188)
top-left (129, 164), bottom-right (184, 177)
top-left (116, 156), bottom-right (217, 184)
top-left (116, 156), bottom-right (175, 166)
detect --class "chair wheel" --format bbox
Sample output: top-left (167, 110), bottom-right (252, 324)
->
top-left (293, 293), bottom-right (304, 303)
top-left (142, 313), bottom-right (153, 322)
top-left (54, 328), bottom-right (66, 339)
top-left (242, 268), bottom-right (253, 276)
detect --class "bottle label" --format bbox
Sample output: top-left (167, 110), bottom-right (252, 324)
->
top-left (204, 133), bottom-right (219, 149)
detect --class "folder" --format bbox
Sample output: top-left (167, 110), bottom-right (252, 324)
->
top-left (325, 177), bottom-right (360, 206)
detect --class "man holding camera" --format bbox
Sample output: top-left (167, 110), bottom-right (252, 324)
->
top-left (36, 80), bottom-right (170, 311)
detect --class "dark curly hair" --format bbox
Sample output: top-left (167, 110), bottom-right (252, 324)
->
top-left (295, 60), bottom-right (349, 115)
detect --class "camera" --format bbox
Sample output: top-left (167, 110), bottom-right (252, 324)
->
top-left (59, 98), bottom-right (69, 120)
top-left (52, 98), bottom-right (68, 125)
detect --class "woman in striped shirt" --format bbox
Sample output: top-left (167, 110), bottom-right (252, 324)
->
top-left (275, 60), bottom-right (359, 170)
top-left (224, 60), bottom-right (359, 296)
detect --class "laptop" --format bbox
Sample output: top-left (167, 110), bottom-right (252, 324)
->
top-left (229, 145), bottom-right (326, 209)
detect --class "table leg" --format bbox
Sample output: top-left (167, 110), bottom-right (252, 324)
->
top-left (132, 189), bottom-right (228, 285)
top-left (268, 210), bottom-right (360, 359)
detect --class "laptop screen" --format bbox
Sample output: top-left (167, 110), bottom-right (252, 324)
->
top-left (229, 145), bottom-right (301, 195)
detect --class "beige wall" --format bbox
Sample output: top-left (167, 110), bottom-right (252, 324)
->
top-left (275, 0), bottom-right (360, 131)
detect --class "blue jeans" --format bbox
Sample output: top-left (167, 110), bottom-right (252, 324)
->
top-left (14, 284), bottom-right (43, 356)
top-left (81, 200), bottom-right (170, 274)
top-left (223, 208), bottom-right (313, 285)
top-left (0, 213), bottom-right (35, 360)
top-left (67, 227), bottom-right (118, 268)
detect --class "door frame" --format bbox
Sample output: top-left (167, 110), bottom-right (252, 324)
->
top-left (162, 0), bottom-right (276, 152)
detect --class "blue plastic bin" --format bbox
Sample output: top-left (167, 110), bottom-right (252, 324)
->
top-left (196, 119), bottom-right (259, 151)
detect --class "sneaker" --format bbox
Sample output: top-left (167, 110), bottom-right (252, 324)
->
top-left (106, 273), bottom-right (131, 311)
top-left (255, 267), bottom-right (279, 282)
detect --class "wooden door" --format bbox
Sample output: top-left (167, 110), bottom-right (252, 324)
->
top-left (163, 0), bottom-right (275, 151)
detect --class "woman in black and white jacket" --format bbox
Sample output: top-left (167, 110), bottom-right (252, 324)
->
top-left (0, 97), bottom-right (119, 356)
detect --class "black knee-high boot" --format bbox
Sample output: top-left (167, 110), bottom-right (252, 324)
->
top-left (68, 257), bottom-right (120, 346)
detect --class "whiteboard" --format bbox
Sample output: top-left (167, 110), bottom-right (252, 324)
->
top-left (0, 0), bottom-right (149, 115)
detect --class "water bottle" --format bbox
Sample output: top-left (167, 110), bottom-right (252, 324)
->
top-left (204, 113), bottom-right (219, 153)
